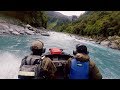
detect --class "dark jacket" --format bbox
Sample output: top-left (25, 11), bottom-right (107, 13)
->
top-left (64, 53), bottom-right (102, 79)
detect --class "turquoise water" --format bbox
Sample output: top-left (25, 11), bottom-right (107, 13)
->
top-left (0, 31), bottom-right (120, 79)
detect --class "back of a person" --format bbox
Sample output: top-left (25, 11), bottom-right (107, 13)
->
top-left (69, 58), bottom-right (89, 79)
top-left (18, 54), bottom-right (42, 79)
top-left (18, 40), bottom-right (57, 79)
top-left (64, 44), bottom-right (102, 79)
top-left (25, 55), bottom-right (41, 65)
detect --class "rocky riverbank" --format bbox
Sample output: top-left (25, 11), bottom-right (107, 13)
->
top-left (95, 36), bottom-right (120, 50)
top-left (0, 14), bottom-right (50, 36)
top-left (70, 33), bottom-right (120, 50)
top-left (0, 22), bottom-right (50, 36)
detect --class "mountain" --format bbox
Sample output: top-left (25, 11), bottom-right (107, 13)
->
top-left (46, 11), bottom-right (78, 29)
top-left (46, 11), bottom-right (69, 18)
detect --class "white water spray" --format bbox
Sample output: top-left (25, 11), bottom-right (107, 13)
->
top-left (0, 52), bottom-right (22, 79)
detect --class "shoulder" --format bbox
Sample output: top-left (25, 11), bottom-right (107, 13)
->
top-left (42, 56), bottom-right (52, 62)
top-left (65, 57), bottom-right (73, 65)
top-left (25, 54), bottom-right (33, 58)
top-left (89, 59), bottom-right (96, 68)
top-left (22, 55), bottom-right (29, 60)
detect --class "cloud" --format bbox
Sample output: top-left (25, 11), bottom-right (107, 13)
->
top-left (55, 11), bottom-right (85, 16)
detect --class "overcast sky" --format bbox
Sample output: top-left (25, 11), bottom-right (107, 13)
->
top-left (55, 11), bottom-right (85, 16)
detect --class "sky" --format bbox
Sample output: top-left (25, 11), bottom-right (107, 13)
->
top-left (55, 11), bottom-right (85, 16)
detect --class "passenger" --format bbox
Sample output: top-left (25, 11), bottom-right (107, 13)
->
top-left (18, 40), bottom-right (57, 79)
top-left (64, 44), bottom-right (102, 79)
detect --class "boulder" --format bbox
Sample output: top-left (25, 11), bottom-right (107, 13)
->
top-left (96, 41), bottom-right (101, 44)
top-left (89, 38), bottom-right (94, 41)
top-left (0, 32), bottom-right (2, 35)
top-left (0, 25), bottom-right (6, 30)
top-left (12, 31), bottom-right (20, 35)
top-left (38, 27), bottom-right (45, 29)
top-left (9, 28), bottom-right (14, 32)
top-left (100, 40), bottom-right (110, 46)
top-left (0, 24), bottom-right (9, 30)
top-left (26, 24), bottom-right (32, 28)
top-left (19, 30), bottom-right (25, 35)
top-left (35, 29), bottom-right (41, 33)
top-left (41, 32), bottom-right (50, 36)
top-left (25, 29), bottom-right (35, 35)
top-left (0, 29), bottom-right (8, 34)
top-left (4, 29), bottom-right (10, 34)
top-left (109, 42), bottom-right (119, 49)
top-left (14, 28), bottom-right (21, 33)
top-left (25, 24), bottom-right (34, 31)
top-left (108, 36), bottom-right (120, 41)
top-left (108, 36), bottom-right (113, 40)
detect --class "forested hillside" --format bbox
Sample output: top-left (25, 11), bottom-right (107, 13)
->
top-left (55, 11), bottom-right (120, 38)
top-left (0, 11), bottom-right (48, 28)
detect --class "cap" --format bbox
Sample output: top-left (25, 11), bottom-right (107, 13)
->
top-left (31, 40), bottom-right (44, 49)
top-left (76, 44), bottom-right (89, 54)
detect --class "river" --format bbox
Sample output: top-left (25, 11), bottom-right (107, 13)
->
top-left (0, 31), bottom-right (120, 79)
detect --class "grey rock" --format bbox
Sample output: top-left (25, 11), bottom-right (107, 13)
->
top-left (96, 41), bottom-right (101, 44)
top-left (25, 29), bottom-right (35, 35)
top-left (19, 30), bottom-right (25, 35)
top-left (26, 24), bottom-right (32, 28)
top-left (109, 42), bottom-right (119, 49)
top-left (25, 24), bottom-right (34, 31)
top-left (12, 31), bottom-right (20, 35)
top-left (41, 32), bottom-right (50, 36)
top-left (9, 28), bottom-right (14, 32)
top-left (100, 40), bottom-right (110, 46)
top-left (0, 24), bottom-right (9, 30)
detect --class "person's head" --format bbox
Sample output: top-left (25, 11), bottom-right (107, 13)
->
top-left (73, 44), bottom-right (89, 55)
top-left (30, 40), bottom-right (46, 55)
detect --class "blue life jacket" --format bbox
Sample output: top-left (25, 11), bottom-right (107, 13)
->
top-left (69, 58), bottom-right (89, 79)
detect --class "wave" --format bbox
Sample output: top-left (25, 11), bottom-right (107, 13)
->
top-left (0, 52), bottom-right (21, 79)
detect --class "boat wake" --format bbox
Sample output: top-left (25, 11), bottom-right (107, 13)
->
top-left (0, 52), bottom-right (21, 79)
